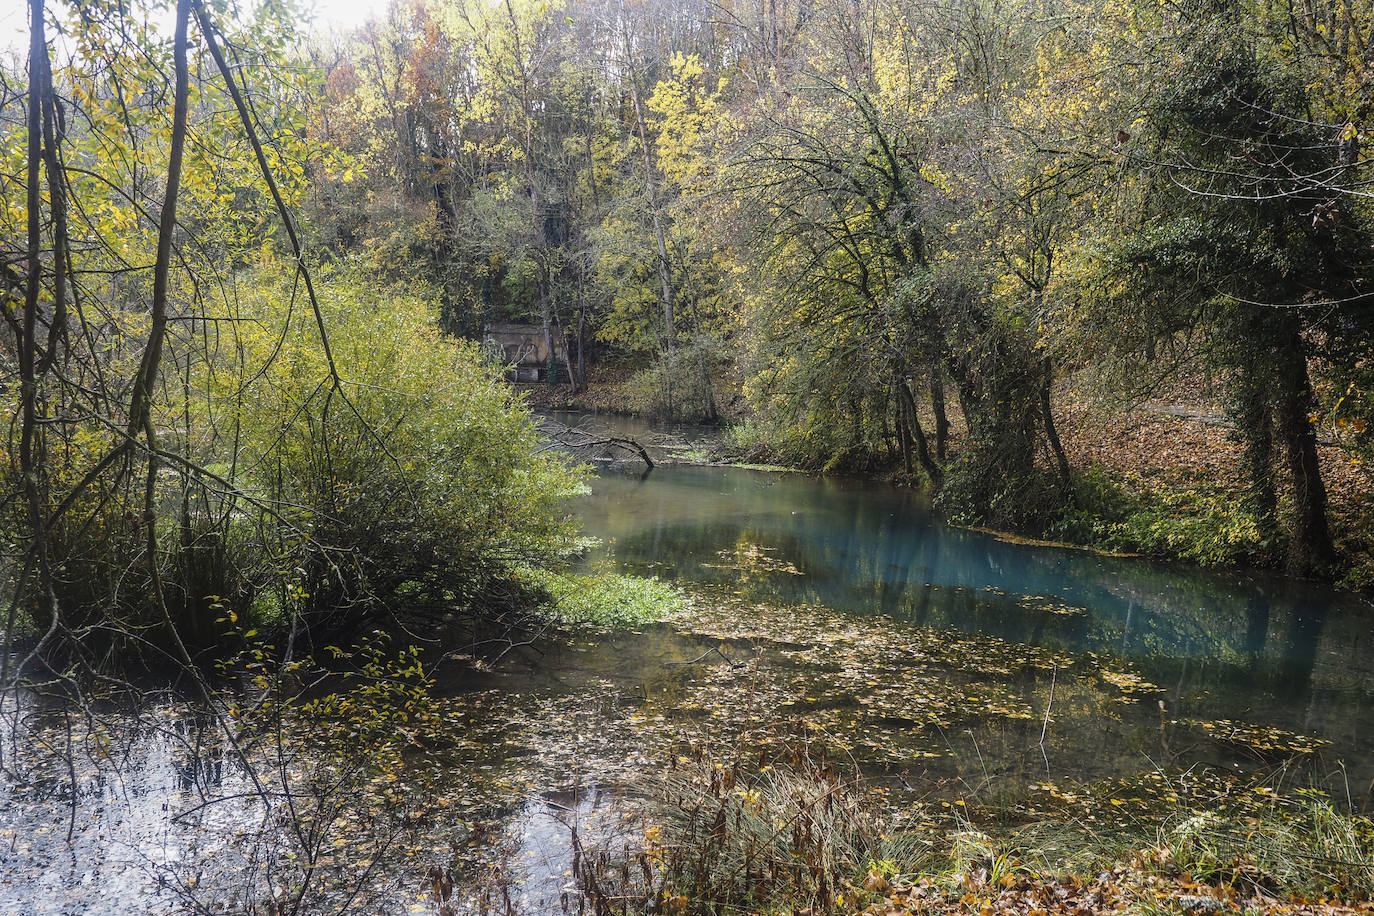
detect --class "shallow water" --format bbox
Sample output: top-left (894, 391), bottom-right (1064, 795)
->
top-left (3, 419), bottom-right (1372, 914)
top-left (574, 459), bottom-right (1374, 779)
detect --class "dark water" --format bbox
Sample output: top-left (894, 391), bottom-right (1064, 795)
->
top-left (4, 414), bottom-right (1372, 914)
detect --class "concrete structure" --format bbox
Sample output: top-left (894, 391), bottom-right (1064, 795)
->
top-left (483, 322), bottom-right (569, 382)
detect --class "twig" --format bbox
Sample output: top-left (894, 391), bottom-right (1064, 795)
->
top-left (667, 645), bottom-right (746, 669)
top-left (1040, 665), bottom-right (1057, 778)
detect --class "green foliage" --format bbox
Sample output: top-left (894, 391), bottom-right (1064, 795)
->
top-left (938, 460), bottom-right (1064, 531)
top-left (16, 0), bottom-right (1374, 677)
top-left (1083, 3), bottom-right (1374, 575)
top-left (1049, 469), bottom-right (1268, 567)
top-left (721, 417), bottom-right (768, 455)
top-left (1107, 495), bottom-right (1267, 567)
top-left (291, 635), bottom-right (439, 774)
top-left (516, 564), bottom-right (688, 629)
top-left (624, 336), bottom-right (726, 423)
top-left (222, 267), bottom-right (586, 634)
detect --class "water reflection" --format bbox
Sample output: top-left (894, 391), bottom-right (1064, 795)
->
top-left (573, 462), bottom-right (1374, 788)
top-left (4, 442), bottom-right (1373, 914)
top-left (454, 786), bottom-right (637, 914)
top-left (0, 697), bottom-right (260, 916)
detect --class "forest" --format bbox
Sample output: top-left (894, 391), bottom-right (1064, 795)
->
top-left (2, 0), bottom-right (1374, 914)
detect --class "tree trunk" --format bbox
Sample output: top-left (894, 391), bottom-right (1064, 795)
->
top-left (553, 311), bottom-right (576, 390)
top-left (697, 348), bottom-right (718, 422)
top-left (430, 138), bottom-right (463, 336)
top-left (897, 378), bottom-right (939, 481)
top-left (1273, 332), bottom-right (1336, 577)
top-left (576, 301), bottom-right (586, 389)
top-left (880, 392), bottom-right (895, 459)
top-left (1232, 366), bottom-right (1280, 549)
top-left (1040, 356), bottom-right (1073, 494)
top-left (629, 77), bottom-right (674, 352)
top-left (895, 402), bottom-right (914, 477)
top-left (12, 0), bottom-right (59, 656)
top-left (929, 365), bottom-right (948, 462)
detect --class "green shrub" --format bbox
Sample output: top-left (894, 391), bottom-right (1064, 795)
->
top-left (1110, 495), bottom-right (1266, 566)
top-left (1048, 468), bottom-right (1268, 567)
top-left (223, 268), bottom-right (586, 636)
top-left (626, 336), bottom-right (726, 422)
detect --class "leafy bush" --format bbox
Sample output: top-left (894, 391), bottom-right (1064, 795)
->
top-left (223, 268), bottom-right (586, 637)
top-left (625, 336), bottom-right (726, 423)
top-left (936, 459), bottom-right (1065, 530)
top-left (1108, 495), bottom-right (1266, 567)
top-left (3, 339), bottom-right (259, 661)
top-left (1049, 468), bottom-right (1268, 567)
top-left (721, 416), bottom-right (767, 455)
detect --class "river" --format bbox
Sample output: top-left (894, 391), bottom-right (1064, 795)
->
top-left (2, 416), bottom-right (1371, 914)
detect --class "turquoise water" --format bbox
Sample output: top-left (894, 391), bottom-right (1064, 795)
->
top-left (571, 452), bottom-right (1374, 798)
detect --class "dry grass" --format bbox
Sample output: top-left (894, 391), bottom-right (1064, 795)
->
top-left (569, 749), bottom-right (1374, 916)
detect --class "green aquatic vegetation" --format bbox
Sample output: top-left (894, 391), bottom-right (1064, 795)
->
top-left (517, 566), bottom-right (690, 628)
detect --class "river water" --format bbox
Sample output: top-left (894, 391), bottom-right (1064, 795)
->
top-left (2, 416), bottom-right (1372, 914)
top-left (568, 413), bottom-right (1374, 788)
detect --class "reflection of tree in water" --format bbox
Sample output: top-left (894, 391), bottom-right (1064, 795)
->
top-left (593, 466), bottom-right (1361, 663)
top-left (606, 507), bottom-right (1251, 666)
top-left (1279, 595), bottom-right (1327, 700)
top-left (1246, 594), bottom-right (1272, 661)
top-left (167, 713), bottom-right (226, 794)
top-left (580, 464), bottom-right (1374, 795)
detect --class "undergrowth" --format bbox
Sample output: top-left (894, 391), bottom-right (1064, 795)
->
top-left (573, 749), bottom-right (1374, 916)
top-left (1049, 467), bottom-right (1269, 567)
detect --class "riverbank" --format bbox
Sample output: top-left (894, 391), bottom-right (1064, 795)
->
top-left (1053, 396), bottom-right (1374, 589)
top-left (583, 746), bottom-right (1374, 916)
top-left (524, 378), bottom-right (1374, 589)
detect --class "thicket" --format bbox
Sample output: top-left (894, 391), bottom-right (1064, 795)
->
top-left (0, 0), bottom-right (590, 675)
top-left (217, 271), bottom-right (586, 640)
top-left (289, 0), bottom-right (1374, 578)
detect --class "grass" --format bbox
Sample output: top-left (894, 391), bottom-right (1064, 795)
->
top-left (516, 564), bottom-right (690, 629)
top-left (573, 749), bottom-right (1374, 916)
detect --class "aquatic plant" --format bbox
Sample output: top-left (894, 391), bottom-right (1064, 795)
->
top-left (516, 565), bottom-right (690, 629)
top-left (578, 749), bottom-right (1374, 916)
